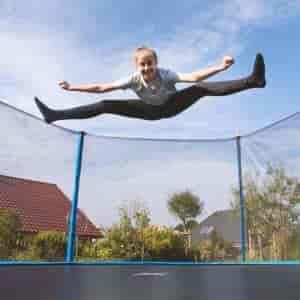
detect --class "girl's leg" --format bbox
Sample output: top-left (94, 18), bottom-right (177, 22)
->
top-left (34, 97), bottom-right (163, 123)
top-left (161, 53), bottom-right (266, 118)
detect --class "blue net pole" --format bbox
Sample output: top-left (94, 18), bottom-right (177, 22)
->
top-left (236, 136), bottom-right (247, 262)
top-left (66, 131), bottom-right (85, 262)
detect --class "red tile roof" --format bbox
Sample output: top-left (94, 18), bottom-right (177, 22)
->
top-left (0, 175), bottom-right (102, 238)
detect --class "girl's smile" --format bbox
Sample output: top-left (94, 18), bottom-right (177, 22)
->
top-left (135, 54), bottom-right (158, 83)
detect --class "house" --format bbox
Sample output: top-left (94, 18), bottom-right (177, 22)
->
top-left (0, 174), bottom-right (102, 239)
top-left (191, 209), bottom-right (241, 248)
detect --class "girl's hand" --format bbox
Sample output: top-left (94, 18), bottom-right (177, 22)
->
top-left (221, 56), bottom-right (235, 70)
top-left (58, 80), bottom-right (70, 90)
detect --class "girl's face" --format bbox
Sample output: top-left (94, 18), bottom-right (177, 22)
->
top-left (135, 52), bottom-right (158, 83)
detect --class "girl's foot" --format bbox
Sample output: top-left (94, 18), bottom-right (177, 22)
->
top-left (34, 97), bottom-right (56, 123)
top-left (248, 53), bottom-right (266, 88)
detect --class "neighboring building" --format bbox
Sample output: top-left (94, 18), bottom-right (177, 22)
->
top-left (0, 174), bottom-right (102, 239)
top-left (191, 209), bottom-right (241, 248)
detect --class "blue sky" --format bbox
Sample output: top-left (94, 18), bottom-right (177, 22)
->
top-left (1, 0), bottom-right (300, 139)
top-left (1, 1), bottom-right (300, 227)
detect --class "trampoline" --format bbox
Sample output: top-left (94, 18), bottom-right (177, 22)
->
top-left (1, 262), bottom-right (300, 299)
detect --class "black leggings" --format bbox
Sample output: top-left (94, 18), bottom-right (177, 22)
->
top-left (38, 77), bottom-right (262, 122)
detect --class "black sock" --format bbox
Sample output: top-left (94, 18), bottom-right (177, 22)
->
top-left (247, 53), bottom-right (266, 88)
top-left (34, 97), bottom-right (57, 123)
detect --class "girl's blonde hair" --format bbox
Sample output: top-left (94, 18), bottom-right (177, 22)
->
top-left (133, 46), bottom-right (158, 63)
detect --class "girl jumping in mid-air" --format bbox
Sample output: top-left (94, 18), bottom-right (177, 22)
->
top-left (35, 46), bottom-right (266, 123)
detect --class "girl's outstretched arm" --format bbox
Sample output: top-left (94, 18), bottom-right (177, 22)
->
top-left (58, 80), bottom-right (122, 93)
top-left (178, 56), bottom-right (234, 82)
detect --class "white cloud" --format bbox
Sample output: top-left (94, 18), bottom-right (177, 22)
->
top-left (222, 0), bottom-right (300, 25)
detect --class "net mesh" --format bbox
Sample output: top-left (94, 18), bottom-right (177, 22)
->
top-left (1, 100), bottom-right (299, 263)
top-left (241, 113), bottom-right (300, 261)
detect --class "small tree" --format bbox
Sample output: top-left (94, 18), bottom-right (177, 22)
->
top-left (231, 164), bottom-right (300, 261)
top-left (167, 191), bottom-right (203, 232)
top-left (96, 199), bottom-right (188, 261)
top-left (96, 200), bottom-right (151, 261)
top-left (134, 205), bottom-right (151, 261)
top-left (0, 208), bottom-right (22, 259)
top-left (143, 225), bottom-right (186, 261)
top-left (30, 231), bottom-right (67, 261)
top-left (192, 229), bottom-right (238, 262)
top-left (167, 190), bottom-right (204, 255)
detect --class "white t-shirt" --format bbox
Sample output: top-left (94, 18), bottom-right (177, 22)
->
top-left (114, 68), bottom-right (182, 105)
